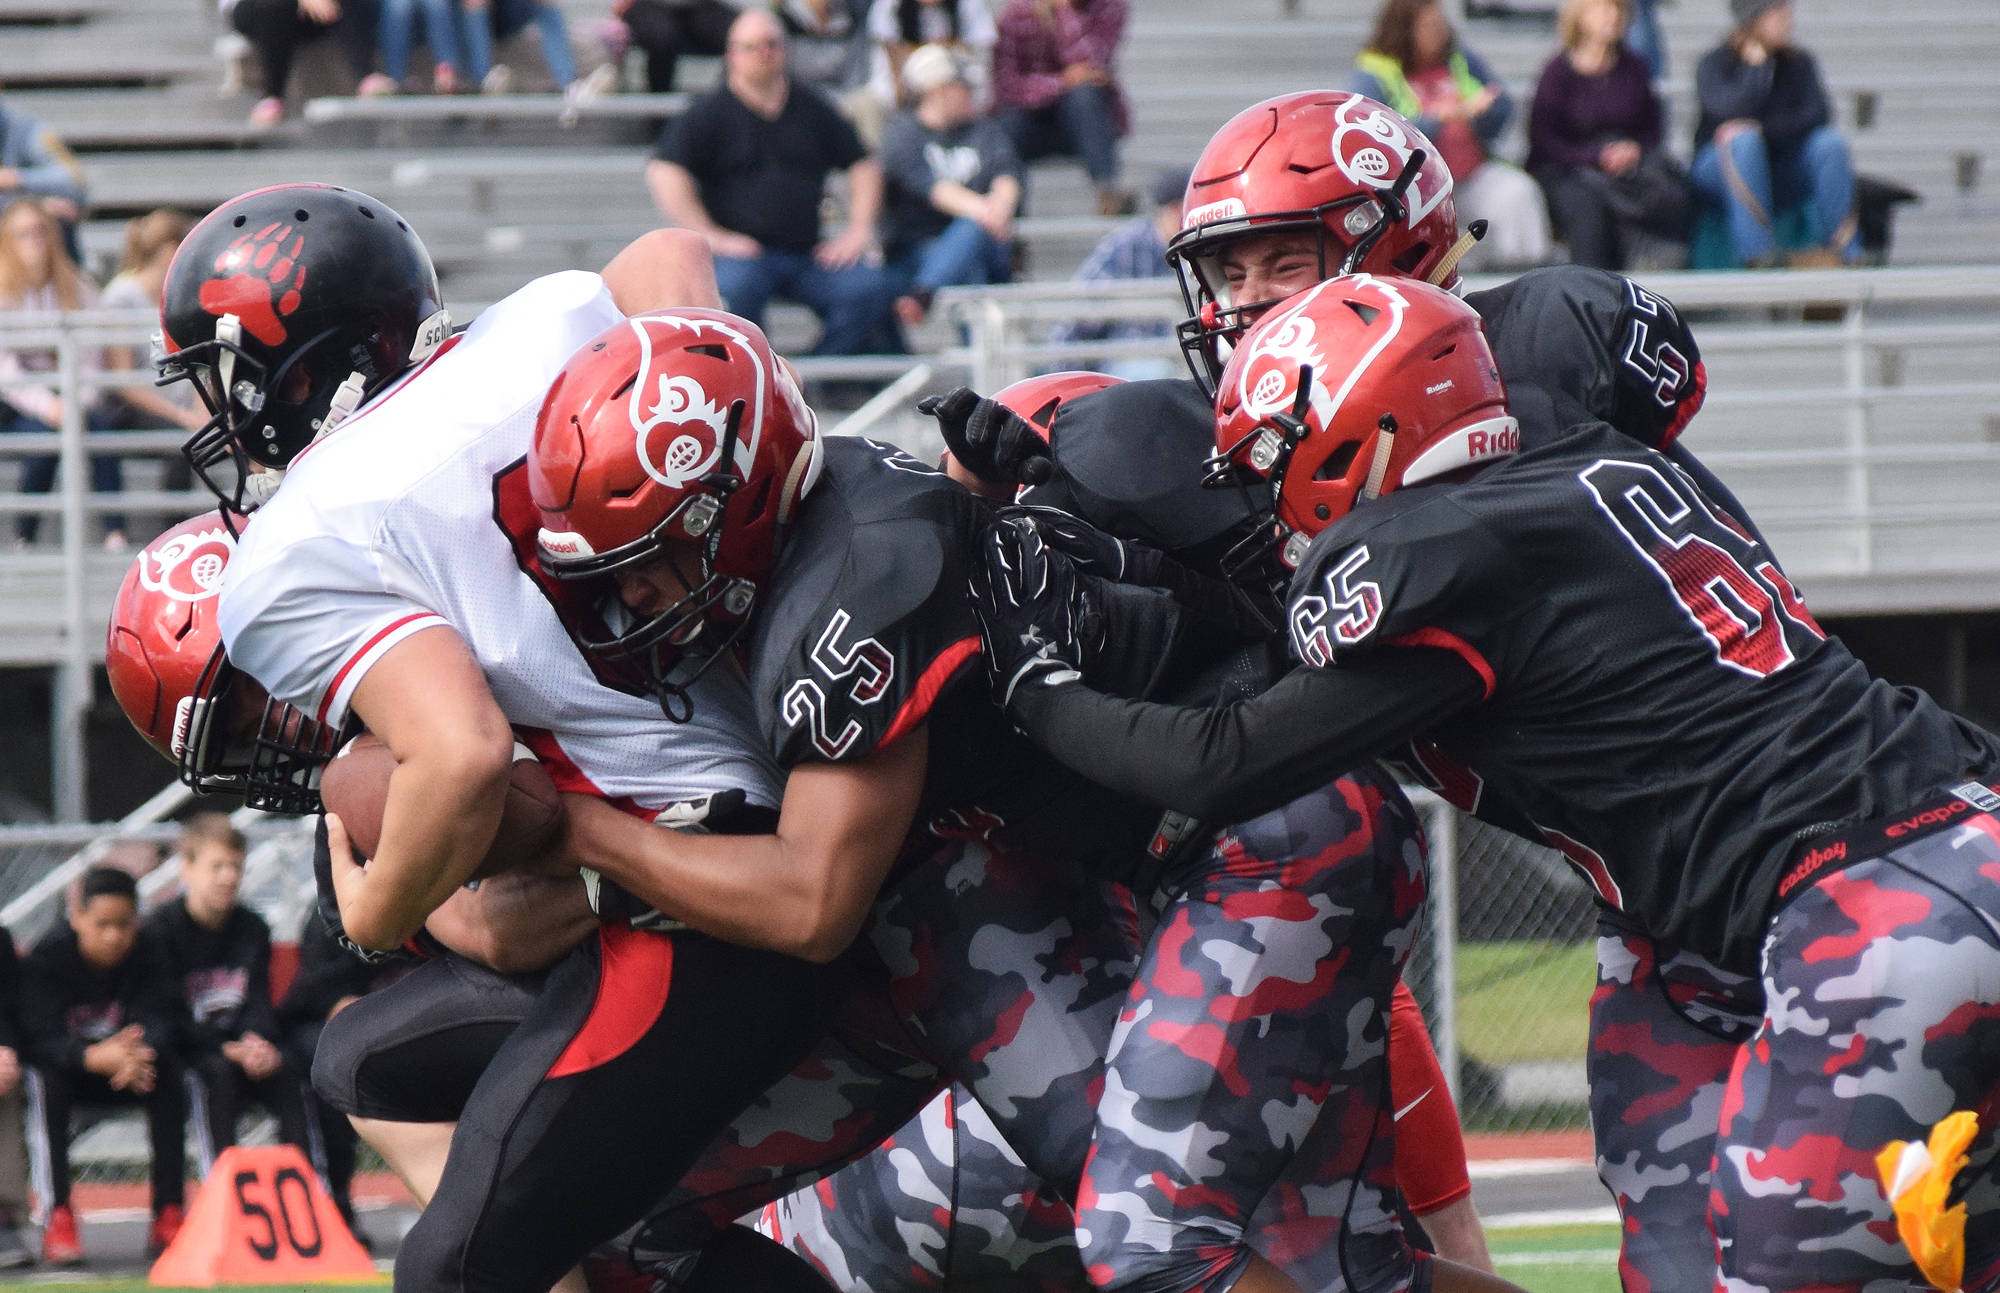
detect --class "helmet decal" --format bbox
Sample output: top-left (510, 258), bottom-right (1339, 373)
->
top-left (1236, 275), bottom-right (1410, 433)
top-left (199, 222), bottom-right (309, 346)
top-left (1329, 99), bottom-right (1452, 230)
top-left (135, 524), bottom-right (235, 603)
top-left (629, 314), bottom-right (766, 490)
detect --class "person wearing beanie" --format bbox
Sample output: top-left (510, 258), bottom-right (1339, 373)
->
top-left (878, 43), bottom-right (1023, 324)
top-left (1691, 0), bottom-right (1860, 266)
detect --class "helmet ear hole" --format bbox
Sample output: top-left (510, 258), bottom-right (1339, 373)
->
top-left (1315, 440), bottom-right (1362, 481)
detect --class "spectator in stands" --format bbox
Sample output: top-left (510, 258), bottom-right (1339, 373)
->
top-left (0, 198), bottom-right (125, 551)
top-left (145, 814), bottom-right (315, 1179)
top-left (0, 93), bottom-right (87, 231)
top-left (1528, 0), bottom-right (1691, 269)
top-left (1046, 163), bottom-right (1184, 377)
top-left (881, 45), bottom-right (1020, 325)
top-left (21, 866), bottom-right (187, 1265)
top-left (461, 0), bottom-right (616, 102)
top-left (648, 8), bottom-right (902, 353)
top-left (224, 0), bottom-right (383, 127)
top-left (776, 0), bottom-right (871, 104)
top-left (363, 0), bottom-right (470, 95)
top-left (276, 913), bottom-right (397, 1244)
top-left (1353, 0), bottom-right (1554, 270)
top-left (1626, 0), bottom-right (1664, 78)
top-left (866, 0), bottom-right (995, 114)
top-left (991, 0), bottom-right (1131, 218)
top-left (614, 0), bottom-right (739, 93)
top-left (1691, 0), bottom-right (1858, 267)
top-left (0, 928), bottom-right (30, 1270)
top-left (100, 211), bottom-right (204, 438)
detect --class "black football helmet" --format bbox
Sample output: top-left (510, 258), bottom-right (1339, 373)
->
top-left (158, 184), bottom-right (450, 515)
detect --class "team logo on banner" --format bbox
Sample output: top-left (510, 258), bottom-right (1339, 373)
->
top-left (137, 525), bottom-right (235, 602)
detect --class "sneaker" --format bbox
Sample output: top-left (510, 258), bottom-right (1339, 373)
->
top-left (560, 62), bottom-right (618, 125)
top-left (102, 530), bottom-right (127, 552)
top-left (1095, 186), bottom-right (1137, 218)
top-left (146, 1204), bottom-right (184, 1260)
top-left (481, 63), bottom-right (514, 96)
top-left (248, 96), bottom-right (284, 128)
top-left (0, 1223), bottom-right (33, 1269)
top-left (356, 72), bottom-right (397, 98)
top-left (41, 1204), bottom-right (81, 1267)
top-left (433, 61), bottom-right (459, 94)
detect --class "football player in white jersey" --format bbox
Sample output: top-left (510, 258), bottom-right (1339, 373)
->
top-left (156, 185), bottom-right (844, 1293)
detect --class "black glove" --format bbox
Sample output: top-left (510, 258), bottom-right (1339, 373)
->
top-left (996, 504), bottom-right (1157, 582)
top-left (918, 387), bottom-right (1054, 487)
top-left (969, 514), bottom-right (1101, 708)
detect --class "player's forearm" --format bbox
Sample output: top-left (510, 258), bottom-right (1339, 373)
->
top-left (570, 809), bottom-right (847, 962)
top-left (424, 873), bottom-right (595, 974)
top-left (350, 749), bottom-right (512, 949)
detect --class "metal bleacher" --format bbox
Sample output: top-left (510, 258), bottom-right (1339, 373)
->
top-left (1, 0), bottom-right (1998, 818)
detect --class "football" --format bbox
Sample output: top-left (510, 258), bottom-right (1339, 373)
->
top-left (319, 733), bottom-right (567, 879)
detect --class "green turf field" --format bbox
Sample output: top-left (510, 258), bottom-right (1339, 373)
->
top-left (1491, 1221), bottom-right (1623, 1292)
top-left (1456, 939), bottom-right (1597, 1065)
top-left (18, 1226), bottom-right (1624, 1293)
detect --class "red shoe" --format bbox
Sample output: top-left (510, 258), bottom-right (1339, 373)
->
top-left (42, 1204), bottom-right (82, 1266)
top-left (146, 1204), bottom-right (184, 1260)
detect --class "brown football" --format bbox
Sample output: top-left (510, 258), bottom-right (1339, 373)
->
top-left (319, 733), bottom-right (566, 879)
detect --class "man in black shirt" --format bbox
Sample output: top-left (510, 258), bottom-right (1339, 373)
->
top-left (974, 275), bottom-right (2000, 1293)
top-left (143, 815), bottom-right (315, 1185)
top-left (646, 7), bottom-right (902, 355)
top-left (21, 866), bottom-right (188, 1265)
top-left (878, 44), bottom-right (1022, 324)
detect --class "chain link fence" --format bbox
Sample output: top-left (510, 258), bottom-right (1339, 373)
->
top-left (1407, 798), bottom-right (1599, 1134)
top-left (0, 816), bottom-right (320, 1188)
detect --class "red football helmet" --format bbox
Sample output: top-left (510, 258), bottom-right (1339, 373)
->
top-left (1210, 276), bottom-right (1517, 571)
top-left (106, 513), bottom-right (343, 812)
top-left (991, 371), bottom-right (1126, 443)
top-left (528, 309), bottom-right (821, 715)
top-left (1168, 91), bottom-right (1462, 395)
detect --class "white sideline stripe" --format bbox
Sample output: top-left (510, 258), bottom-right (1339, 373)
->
top-left (1485, 1206), bottom-right (1621, 1229)
top-left (1495, 1248), bottom-right (1622, 1267)
top-left (1469, 1157), bottom-right (1596, 1179)
top-left (78, 1198), bottom-right (403, 1225)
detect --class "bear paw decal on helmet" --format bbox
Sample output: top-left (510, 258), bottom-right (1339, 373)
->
top-left (199, 221), bottom-right (310, 347)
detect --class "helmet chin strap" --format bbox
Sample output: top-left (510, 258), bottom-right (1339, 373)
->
top-left (1360, 413), bottom-right (1398, 502)
top-left (1427, 219), bottom-right (1489, 288)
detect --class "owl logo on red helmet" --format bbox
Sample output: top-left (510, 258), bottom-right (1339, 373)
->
top-left (135, 524), bottom-right (235, 604)
top-left (1234, 275), bottom-right (1412, 438)
top-left (629, 313), bottom-right (773, 490)
top-left (1328, 98), bottom-right (1452, 233)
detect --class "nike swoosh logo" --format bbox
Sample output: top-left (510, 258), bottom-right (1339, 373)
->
top-left (1395, 1088), bottom-right (1433, 1121)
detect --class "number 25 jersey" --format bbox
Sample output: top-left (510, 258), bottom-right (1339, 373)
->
top-left (1289, 416), bottom-right (2000, 972)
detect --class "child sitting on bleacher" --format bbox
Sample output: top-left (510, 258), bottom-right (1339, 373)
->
top-left (143, 815), bottom-right (315, 1190)
top-left (20, 865), bottom-right (187, 1266)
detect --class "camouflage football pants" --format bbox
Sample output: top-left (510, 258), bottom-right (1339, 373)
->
top-left (871, 767), bottom-right (1430, 1293)
top-left (756, 1083), bottom-right (1093, 1292)
top-left (1589, 913), bottom-right (1761, 1293)
top-left (1713, 819), bottom-right (2000, 1293)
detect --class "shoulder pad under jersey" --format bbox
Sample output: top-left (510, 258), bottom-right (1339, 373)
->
top-left (749, 438), bottom-right (985, 765)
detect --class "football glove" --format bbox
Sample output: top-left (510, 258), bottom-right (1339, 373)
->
top-left (970, 513), bottom-right (1100, 708)
top-left (918, 387), bottom-right (1054, 487)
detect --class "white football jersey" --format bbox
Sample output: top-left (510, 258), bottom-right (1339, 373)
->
top-left (219, 271), bottom-right (784, 811)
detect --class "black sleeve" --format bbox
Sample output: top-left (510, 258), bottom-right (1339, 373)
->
top-left (1762, 50), bottom-right (1832, 145)
top-left (18, 949), bottom-right (85, 1072)
top-left (653, 95), bottom-right (716, 167)
top-left (239, 918), bottom-right (281, 1041)
top-left (1008, 647), bottom-right (1487, 824)
top-left (1695, 44), bottom-right (1771, 124)
top-left (134, 935), bottom-right (186, 1057)
top-left (815, 90), bottom-right (868, 170)
top-left (1080, 576), bottom-right (1246, 702)
top-left (0, 930), bottom-right (18, 1053)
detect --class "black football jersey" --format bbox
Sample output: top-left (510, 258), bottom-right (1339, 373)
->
top-left (1287, 418), bottom-right (2000, 970)
top-left (747, 436), bottom-right (1175, 869)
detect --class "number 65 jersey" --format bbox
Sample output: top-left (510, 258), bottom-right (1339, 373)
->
top-left (1288, 414), bottom-right (2000, 974)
